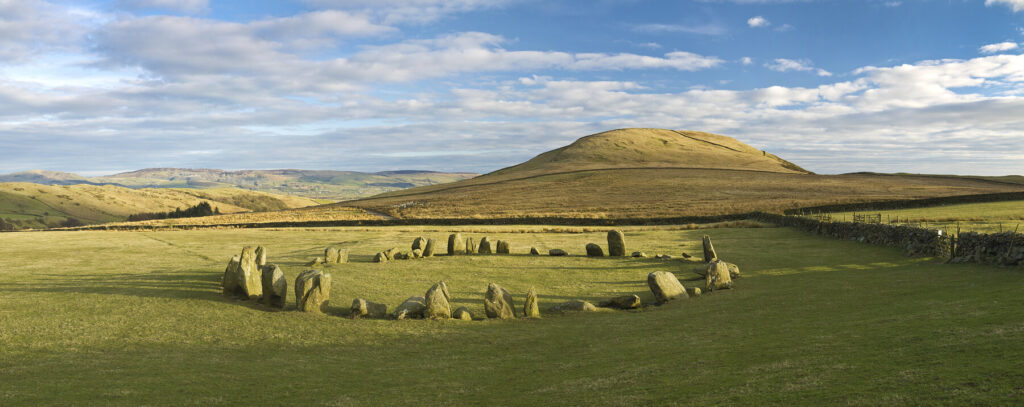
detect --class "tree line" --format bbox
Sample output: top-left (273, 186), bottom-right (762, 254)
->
top-left (127, 201), bottom-right (220, 222)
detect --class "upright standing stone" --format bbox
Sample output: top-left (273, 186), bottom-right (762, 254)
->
top-left (255, 246), bottom-right (267, 267)
top-left (702, 235), bottom-right (718, 263)
top-left (324, 247), bottom-right (339, 264)
top-left (585, 243), bottom-right (604, 257)
top-left (260, 264), bottom-right (287, 309)
top-left (484, 283), bottom-right (516, 319)
top-left (423, 238), bottom-right (436, 257)
top-left (222, 255), bottom-right (241, 296)
top-left (337, 249), bottom-right (348, 264)
top-left (350, 298), bottom-right (387, 319)
top-left (466, 237), bottom-right (478, 254)
top-left (647, 271), bottom-right (688, 304)
top-left (496, 240), bottom-right (510, 254)
top-left (235, 246), bottom-right (262, 299)
top-left (425, 281), bottom-right (452, 319)
top-left (373, 252), bottom-right (388, 263)
top-left (448, 233), bottom-right (464, 255)
top-left (607, 230), bottom-right (626, 257)
top-left (530, 247), bottom-right (540, 255)
top-left (394, 296), bottom-right (426, 320)
top-left (524, 287), bottom-right (540, 318)
top-left (705, 260), bottom-right (733, 292)
top-left (478, 237), bottom-right (492, 254)
top-left (295, 269), bottom-right (331, 313)
top-left (412, 237), bottom-right (426, 252)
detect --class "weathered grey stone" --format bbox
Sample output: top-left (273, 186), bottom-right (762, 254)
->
top-left (350, 298), bottom-right (387, 319)
top-left (496, 240), bottom-right (510, 254)
top-left (255, 246), bottom-right (267, 267)
top-left (453, 306), bottom-right (473, 320)
top-left (423, 239), bottom-right (436, 257)
top-left (478, 237), bottom-right (492, 254)
top-left (647, 271), bottom-right (687, 303)
top-left (686, 287), bottom-right (702, 297)
top-left (607, 230), bottom-right (626, 256)
top-left (702, 235), bottom-right (718, 263)
top-left (235, 246), bottom-right (262, 299)
top-left (425, 281), bottom-right (452, 319)
top-left (373, 252), bottom-right (388, 263)
top-left (549, 249), bottom-right (568, 256)
top-left (466, 237), bottom-right (478, 254)
top-left (586, 243), bottom-right (604, 257)
top-left (384, 247), bottom-right (399, 261)
top-left (411, 249), bottom-right (423, 259)
top-left (484, 283), bottom-right (516, 319)
top-left (524, 287), bottom-right (540, 318)
top-left (448, 233), bottom-right (464, 255)
top-left (599, 294), bottom-right (641, 309)
top-left (324, 247), bottom-right (339, 264)
top-left (222, 255), bottom-right (241, 296)
top-left (550, 300), bottom-right (609, 313)
top-left (530, 247), bottom-right (540, 255)
top-left (305, 257), bottom-right (323, 266)
top-left (412, 237), bottom-right (426, 251)
top-left (260, 263), bottom-right (287, 309)
top-left (294, 269), bottom-right (331, 313)
top-left (394, 296), bottom-right (426, 320)
top-left (705, 260), bottom-right (733, 292)
top-left (726, 262), bottom-right (741, 279)
top-left (337, 249), bottom-right (348, 264)
top-left (631, 251), bottom-right (647, 258)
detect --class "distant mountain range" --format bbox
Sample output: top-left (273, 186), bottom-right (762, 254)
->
top-left (0, 168), bottom-right (479, 201)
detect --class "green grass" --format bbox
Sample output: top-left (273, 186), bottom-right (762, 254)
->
top-left (1, 226), bottom-right (1023, 405)
top-left (826, 200), bottom-right (1024, 233)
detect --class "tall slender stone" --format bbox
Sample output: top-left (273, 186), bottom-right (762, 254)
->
top-left (524, 287), bottom-right (540, 318)
top-left (607, 230), bottom-right (626, 256)
top-left (702, 235), bottom-right (718, 263)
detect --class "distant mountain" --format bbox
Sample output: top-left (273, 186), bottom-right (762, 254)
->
top-left (0, 168), bottom-right (479, 201)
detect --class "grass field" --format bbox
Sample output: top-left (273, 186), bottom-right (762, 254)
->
top-left (2, 226), bottom-right (1023, 405)
top-left (824, 200), bottom-right (1024, 233)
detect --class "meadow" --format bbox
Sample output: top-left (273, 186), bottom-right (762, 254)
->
top-left (1, 225), bottom-right (1022, 405)
top-left (823, 200), bottom-right (1024, 233)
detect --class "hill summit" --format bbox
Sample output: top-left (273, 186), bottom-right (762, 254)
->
top-left (489, 128), bottom-right (810, 178)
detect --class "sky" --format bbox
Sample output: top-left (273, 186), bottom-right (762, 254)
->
top-left (1, 0), bottom-right (1023, 176)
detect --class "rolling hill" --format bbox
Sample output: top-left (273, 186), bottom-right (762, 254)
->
top-left (0, 168), bottom-right (478, 201)
top-left (0, 183), bottom-right (321, 230)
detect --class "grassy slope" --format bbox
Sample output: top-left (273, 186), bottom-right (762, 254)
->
top-left (1, 226), bottom-right (1022, 405)
top-left (0, 183), bottom-right (319, 229)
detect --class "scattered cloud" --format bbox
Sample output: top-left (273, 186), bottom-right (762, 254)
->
top-left (116, 0), bottom-right (209, 13)
top-left (986, 0), bottom-right (1024, 12)
top-left (303, 0), bottom-right (515, 24)
top-left (632, 23), bottom-right (727, 36)
top-left (747, 16), bottom-right (770, 27)
top-left (979, 41), bottom-right (1020, 54)
top-left (765, 58), bottom-right (830, 76)
top-left (740, 56), bottom-right (754, 65)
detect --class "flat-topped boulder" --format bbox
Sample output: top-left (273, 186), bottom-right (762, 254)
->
top-left (631, 251), bottom-right (647, 258)
top-left (350, 298), bottom-right (387, 319)
top-left (260, 263), bottom-right (287, 309)
top-left (647, 271), bottom-right (687, 303)
top-left (607, 230), bottom-right (626, 256)
top-left (586, 243), bottom-right (604, 257)
top-left (394, 296), bottom-right (426, 320)
top-left (425, 281), bottom-right (452, 319)
top-left (549, 249), bottom-right (568, 256)
top-left (549, 300), bottom-right (610, 313)
top-left (295, 269), bottom-right (331, 313)
top-left (484, 283), bottom-right (516, 319)
top-left (599, 294), bottom-right (641, 309)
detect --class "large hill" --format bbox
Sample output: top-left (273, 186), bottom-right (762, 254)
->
top-left (0, 168), bottom-right (478, 201)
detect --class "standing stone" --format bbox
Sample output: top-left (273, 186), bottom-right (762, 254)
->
top-left (524, 287), bottom-right (540, 318)
top-left (453, 306), bottom-right (473, 320)
top-left (496, 240), bottom-right (510, 254)
top-left (466, 237), bottom-right (478, 254)
top-left (425, 281), bottom-right (453, 319)
top-left (478, 237), bottom-right (492, 254)
top-left (599, 294), bottom-right (641, 309)
top-left (235, 246), bottom-right (262, 299)
top-left (702, 235), bottom-right (718, 263)
top-left (726, 262), bottom-right (741, 279)
top-left (607, 230), bottom-right (626, 257)
top-left (423, 239), bottom-right (436, 257)
top-left (705, 260), bottom-right (733, 292)
top-left (549, 249), bottom-right (568, 256)
top-left (373, 252), bottom-right (388, 263)
top-left (294, 269), bottom-right (331, 313)
top-left (412, 237), bottom-right (426, 251)
top-left (222, 255), bottom-right (241, 296)
top-left (260, 263), bottom-right (287, 309)
top-left (647, 271), bottom-right (688, 304)
top-left (530, 247), bottom-right (540, 255)
top-left (337, 249), bottom-right (348, 264)
top-left (484, 283), bottom-right (516, 319)
top-left (585, 243), bottom-right (604, 257)
top-left (324, 247), bottom-right (339, 264)
top-left (305, 257), bottom-right (323, 267)
top-left (411, 249), bottom-right (423, 259)
top-left (350, 298), bottom-right (387, 319)
top-left (394, 296), bottom-right (426, 320)
top-left (448, 233), bottom-right (464, 255)
top-left (255, 246), bottom-right (267, 267)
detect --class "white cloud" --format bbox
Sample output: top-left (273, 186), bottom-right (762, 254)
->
top-left (979, 41), bottom-right (1019, 54)
top-left (986, 0), bottom-right (1024, 12)
top-left (747, 16), bottom-right (770, 27)
top-left (116, 0), bottom-right (209, 13)
top-left (304, 0), bottom-right (514, 24)
top-left (740, 57), bottom-right (753, 65)
top-left (0, 0), bottom-right (98, 62)
top-left (632, 23), bottom-right (727, 36)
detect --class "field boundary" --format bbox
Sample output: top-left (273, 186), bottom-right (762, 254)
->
top-left (783, 191), bottom-right (1024, 215)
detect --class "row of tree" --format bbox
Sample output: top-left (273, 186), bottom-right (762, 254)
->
top-left (127, 201), bottom-right (220, 222)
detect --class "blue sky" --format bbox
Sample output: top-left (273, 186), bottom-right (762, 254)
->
top-left (1, 0), bottom-right (1023, 175)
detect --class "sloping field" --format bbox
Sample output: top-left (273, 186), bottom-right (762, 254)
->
top-left (825, 200), bottom-right (1024, 233)
top-left (0, 226), bottom-right (1021, 404)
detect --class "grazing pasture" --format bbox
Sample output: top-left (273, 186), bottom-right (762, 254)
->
top-left (825, 200), bottom-right (1024, 233)
top-left (1, 226), bottom-right (1022, 405)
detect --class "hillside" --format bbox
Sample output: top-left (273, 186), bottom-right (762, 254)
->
top-left (0, 168), bottom-right (478, 201)
top-left (0, 183), bottom-right (319, 230)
